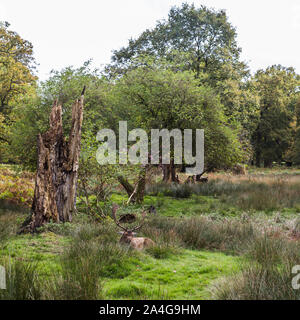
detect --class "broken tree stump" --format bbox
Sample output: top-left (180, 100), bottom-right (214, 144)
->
top-left (21, 89), bottom-right (85, 232)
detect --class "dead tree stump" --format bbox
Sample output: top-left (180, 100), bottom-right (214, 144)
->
top-left (21, 90), bottom-right (85, 232)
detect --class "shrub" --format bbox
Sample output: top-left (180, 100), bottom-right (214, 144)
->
top-left (53, 240), bottom-right (103, 300)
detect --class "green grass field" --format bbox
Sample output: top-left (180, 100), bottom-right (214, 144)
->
top-left (1, 166), bottom-right (300, 300)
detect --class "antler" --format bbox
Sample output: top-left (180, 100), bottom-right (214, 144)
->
top-left (131, 210), bottom-right (148, 232)
top-left (112, 204), bottom-right (148, 233)
top-left (112, 204), bottom-right (128, 232)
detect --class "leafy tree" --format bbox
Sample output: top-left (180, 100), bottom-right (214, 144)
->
top-left (108, 3), bottom-right (246, 85)
top-left (251, 65), bottom-right (300, 167)
top-left (106, 3), bottom-right (251, 158)
top-left (0, 22), bottom-right (36, 114)
top-left (9, 62), bottom-right (109, 169)
top-left (0, 22), bottom-right (37, 161)
top-left (108, 60), bottom-right (244, 176)
top-left (288, 96), bottom-right (300, 164)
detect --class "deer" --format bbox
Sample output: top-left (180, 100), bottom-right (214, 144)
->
top-left (112, 204), bottom-right (155, 250)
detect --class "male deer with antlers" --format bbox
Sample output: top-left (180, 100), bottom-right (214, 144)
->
top-left (112, 204), bottom-right (155, 250)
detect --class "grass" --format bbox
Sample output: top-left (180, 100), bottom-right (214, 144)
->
top-left (146, 177), bottom-right (300, 213)
top-left (1, 232), bottom-right (68, 274)
top-left (2, 207), bottom-right (299, 300)
top-left (0, 260), bottom-right (43, 300)
top-left (211, 237), bottom-right (300, 300)
top-left (1, 165), bottom-right (300, 300)
top-left (103, 250), bottom-right (240, 300)
top-left (0, 215), bottom-right (241, 300)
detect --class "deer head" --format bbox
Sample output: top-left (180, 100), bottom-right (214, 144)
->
top-left (112, 204), bottom-right (155, 250)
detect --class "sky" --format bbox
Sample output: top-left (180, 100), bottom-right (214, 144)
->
top-left (0, 0), bottom-right (299, 80)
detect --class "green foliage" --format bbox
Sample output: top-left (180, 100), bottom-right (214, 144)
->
top-left (289, 97), bottom-right (300, 164)
top-left (109, 61), bottom-right (244, 170)
top-left (106, 3), bottom-right (255, 161)
top-left (0, 22), bottom-right (37, 162)
top-left (78, 131), bottom-right (119, 216)
top-left (251, 65), bottom-right (300, 167)
top-left (9, 62), bottom-right (109, 170)
top-left (109, 3), bottom-right (244, 83)
top-left (0, 21), bottom-right (36, 114)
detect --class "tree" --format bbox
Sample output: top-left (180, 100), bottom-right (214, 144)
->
top-left (251, 65), bottom-right (300, 167)
top-left (0, 113), bottom-right (8, 156)
top-left (20, 91), bottom-right (85, 232)
top-left (108, 3), bottom-right (246, 84)
top-left (108, 60), bottom-right (244, 179)
top-left (9, 62), bottom-right (109, 170)
top-left (288, 96), bottom-right (300, 164)
top-left (0, 22), bottom-right (36, 114)
top-left (106, 3), bottom-right (251, 160)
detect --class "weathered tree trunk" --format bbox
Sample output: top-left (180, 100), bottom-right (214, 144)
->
top-left (255, 150), bottom-right (261, 167)
top-left (162, 164), bottom-right (171, 182)
top-left (264, 159), bottom-right (272, 168)
top-left (21, 91), bottom-right (84, 232)
top-left (117, 175), bottom-right (136, 201)
top-left (118, 165), bottom-right (147, 204)
top-left (162, 160), bottom-right (179, 183)
top-left (136, 166), bottom-right (146, 203)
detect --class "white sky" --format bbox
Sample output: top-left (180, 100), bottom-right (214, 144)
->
top-left (0, 0), bottom-right (299, 80)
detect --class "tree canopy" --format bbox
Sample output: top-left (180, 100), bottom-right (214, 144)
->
top-left (0, 22), bottom-right (36, 114)
top-left (108, 3), bottom-right (247, 84)
top-left (251, 65), bottom-right (300, 167)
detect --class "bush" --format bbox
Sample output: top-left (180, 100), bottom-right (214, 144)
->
top-left (146, 243), bottom-right (179, 259)
top-left (53, 240), bottom-right (103, 300)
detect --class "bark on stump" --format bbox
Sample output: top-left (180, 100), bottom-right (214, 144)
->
top-left (117, 165), bottom-right (147, 204)
top-left (162, 160), bottom-right (179, 183)
top-left (22, 91), bottom-right (84, 232)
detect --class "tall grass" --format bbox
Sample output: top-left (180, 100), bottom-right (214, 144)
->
top-left (0, 209), bottom-right (21, 243)
top-left (0, 260), bottom-right (42, 300)
top-left (212, 237), bottom-right (300, 300)
top-left (144, 216), bottom-right (257, 253)
top-left (211, 264), bottom-right (300, 300)
top-left (0, 222), bottom-right (138, 300)
top-left (48, 223), bottom-right (139, 299)
top-left (146, 178), bottom-right (300, 211)
top-left (144, 215), bottom-right (300, 300)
